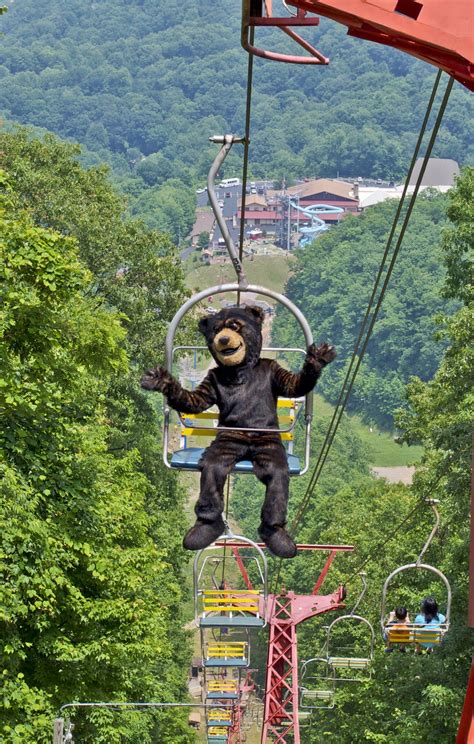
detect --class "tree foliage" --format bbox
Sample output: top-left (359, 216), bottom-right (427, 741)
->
top-left (272, 193), bottom-right (457, 428)
top-left (0, 142), bottom-right (193, 741)
top-left (230, 170), bottom-right (473, 742)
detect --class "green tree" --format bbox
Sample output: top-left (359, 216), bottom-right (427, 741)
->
top-left (273, 192), bottom-right (456, 428)
top-left (0, 176), bottom-right (193, 743)
top-left (197, 230), bottom-right (210, 250)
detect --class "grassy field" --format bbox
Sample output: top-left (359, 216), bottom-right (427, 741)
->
top-left (314, 394), bottom-right (423, 467)
top-left (185, 254), bottom-right (294, 299)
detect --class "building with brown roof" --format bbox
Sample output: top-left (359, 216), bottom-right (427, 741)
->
top-left (190, 209), bottom-right (215, 247)
top-left (285, 179), bottom-right (359, 213)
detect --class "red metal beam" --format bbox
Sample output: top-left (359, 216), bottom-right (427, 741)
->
top-left (457, 659), bottom-right (474, 743)
top-left (216, 541), bottom-right (354, 551)
top-left (231, 546), bottom-right (254, 591)
top-left (287, 0), bottom-right (474, 90)
top-left (312, 549), bottom-right (337, 594)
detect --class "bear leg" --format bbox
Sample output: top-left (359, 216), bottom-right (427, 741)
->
top-left (195, 437), bottom-right (248, 522)
top-left (182, 436), bottom-right (248, 551)
top-left (252, 440), bottom-right (296, 558)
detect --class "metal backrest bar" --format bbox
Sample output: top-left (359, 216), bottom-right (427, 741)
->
top-left (380, 562), bottom-right (452, 636)
top-left (165, 284), bottom-right (313, 374)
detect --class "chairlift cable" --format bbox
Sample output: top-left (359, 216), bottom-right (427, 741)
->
top-left (343, 500), bottom-right (423, 586)
top-left (290, 71), bottom-right (451, 538)
top-left (271, 71), bottom-right (453, 594)
top-left (237, 28), bottom-right (255, 309)
top-left (289, 69), bottom-right (442, 527)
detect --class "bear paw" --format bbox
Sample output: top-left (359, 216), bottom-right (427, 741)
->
top-left (307, 342), bottom-right (336, 367)
top-left (140, 366), bottom-right (173, 391)
top-left (182, 518), bottom-right (226, 551)
top-left (258, 525), bottom-right (297, 559)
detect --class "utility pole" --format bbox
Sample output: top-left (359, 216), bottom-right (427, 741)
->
top-left (287, 196), bottom-right (291, 252)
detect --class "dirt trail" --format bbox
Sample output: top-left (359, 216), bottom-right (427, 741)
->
top-left (372, 466), bottom-right (415, 485)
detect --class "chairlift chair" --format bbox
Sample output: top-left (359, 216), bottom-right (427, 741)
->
top-left (194, 531), bottom-right (268, 629)
top-left (207, 708), bottom-right (234, 728)
top-left (381, 500), bottom-right (451, 649)
top-left (162, 135), bottom-right (315, 480)
top-left (299, 657), bottom-right (336, 711)
top-left (323, 573), bottom-right (375, 681)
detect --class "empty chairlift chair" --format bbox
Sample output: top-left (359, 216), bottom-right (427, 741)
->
top-left (194, 532), bottom-right (268, 629)
top-left (204, 641), bottom-right (249, 669)
top-left (299, 657), bottom-right (336, 715)
top-left (207, 708), bottom-right (233, 728)
top-left (207, 726), bottom-right (230, 742)
top-left (323, 573), bottom-right (375, 682)
top-left (206, 679), bottom-right (240, 701)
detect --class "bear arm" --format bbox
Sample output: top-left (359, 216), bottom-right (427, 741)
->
top-left (271, 358), bottom-right (322, 398)
top-left (165, 371), bottom-right (217, 414)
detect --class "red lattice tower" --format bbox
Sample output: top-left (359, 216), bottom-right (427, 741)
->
top-left (261, 545), bottom-right (352, 743)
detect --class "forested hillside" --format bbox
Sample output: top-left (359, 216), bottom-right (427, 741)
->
top-left (272, 191), bottom-right (457, 427)
top-left (0, 133), bottom-right (193, 743)
top-left (0, 0), bottom-right (473, 204)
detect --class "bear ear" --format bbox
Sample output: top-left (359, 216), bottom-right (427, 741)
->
top-left (198, 316), bottom-right (210, 336)
top-left (244, 305), bottom-right (265, 325)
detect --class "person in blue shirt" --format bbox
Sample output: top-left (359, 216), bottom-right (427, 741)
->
top-left (414, 597), bottom-right (446, 653)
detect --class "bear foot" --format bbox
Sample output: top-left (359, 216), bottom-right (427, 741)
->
top-left (183, 517), bottom-right (226, 551)
top-left (258, 525), bottom-right (297, 559)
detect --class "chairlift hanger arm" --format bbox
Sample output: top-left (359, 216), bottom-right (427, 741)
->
top-left (207, 135), bottom-right (248, 289)
top-left (348, 571), bottom-right (367, 616)
top-left (242, 0), bottom-right (329, 64)
top-left (416, 499), bottom-right (440, 565)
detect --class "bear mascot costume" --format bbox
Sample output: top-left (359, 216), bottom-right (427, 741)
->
top-left (141, 305), bottom-right (335, 558)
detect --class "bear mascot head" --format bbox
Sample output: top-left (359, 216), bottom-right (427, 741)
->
top-left (198, 305), bottom-right (264, 370)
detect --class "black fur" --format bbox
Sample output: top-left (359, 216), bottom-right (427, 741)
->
top-left (141, 305), bottom-right (336, 557)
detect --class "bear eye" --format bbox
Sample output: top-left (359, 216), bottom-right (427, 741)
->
top-left (228, 321), bottom-right (240, 331)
